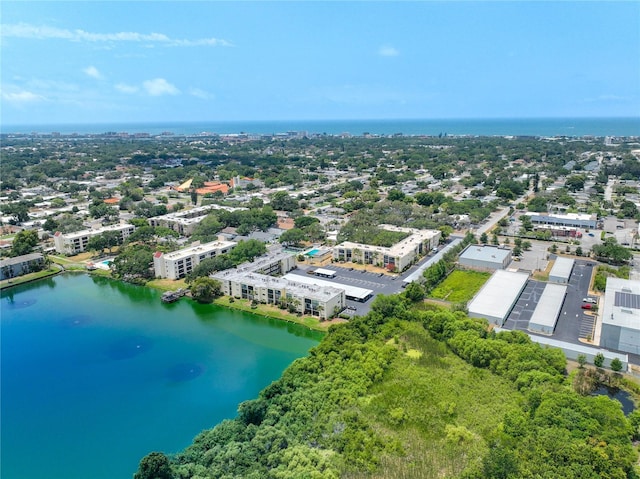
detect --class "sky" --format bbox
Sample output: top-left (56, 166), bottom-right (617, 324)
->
top-left (1, 1), bottom-right (639, 125)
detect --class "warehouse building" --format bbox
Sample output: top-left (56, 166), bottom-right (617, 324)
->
top-left (600, 277), bottom-right (640, 354)
top-left (524, 212), bottom-right (597, 230)
top-left (528, 283), bottom-right (567, 335)
top-left (548, 256), bottom-right (575, 284)
top-left (468, 270), bottom-right (530, 326)
top-left (458, 245), bottom-right (512, 271)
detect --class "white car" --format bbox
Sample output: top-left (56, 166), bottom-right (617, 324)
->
top-left (582, 297), bottom-right (597, 304)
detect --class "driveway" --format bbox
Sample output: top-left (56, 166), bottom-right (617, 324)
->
top-left (502, 260), bottom-right (598, 345)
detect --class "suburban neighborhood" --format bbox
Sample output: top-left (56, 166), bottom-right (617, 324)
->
top-left (2, 129), bottom-right (640, 371)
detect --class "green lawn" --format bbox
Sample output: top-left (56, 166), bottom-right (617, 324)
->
top-left (213, 296), bottom-right (333, 332)
top-left (429, 270), bottom-right (491, 303)
top-left (0, 267), bottom-right (61, 290)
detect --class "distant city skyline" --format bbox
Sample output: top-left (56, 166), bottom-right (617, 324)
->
top-left (1, 1), bottom-right (639, 125)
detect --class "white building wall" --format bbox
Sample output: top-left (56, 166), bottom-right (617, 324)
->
top-left (53, 224), bottom-right (135, 255)
top-left (153, 240), bottom-right (236, 280)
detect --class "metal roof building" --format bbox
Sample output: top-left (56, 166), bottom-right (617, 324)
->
top-left (458, 245), bottom-right (512, 271)
top-left (528, 283), bottom-right (567, 334)
top-left (600, 277), bottom-right (640, 354)
top-left (548, 256), bottom-right (574, 284)
top-left (468, 270), bottom-right (530, 326)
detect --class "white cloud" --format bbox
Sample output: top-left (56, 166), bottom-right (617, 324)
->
top-left (83, 66), bottom-right (103, 79)
top-left (378, 45), bottom-right (399, 57)
top-left (1, 23), bottom-right (233, 47)
top-left (115, 83), bottom-right (139, 94)
top-left (1, 86), bottom-right (45, 104)
top-left (189, 88), bottom-right (214, 100)
top-left (143, 78), bottom-right (180, 96)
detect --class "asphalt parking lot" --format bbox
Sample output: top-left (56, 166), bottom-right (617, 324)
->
top-left (502, 260), bottom-right (598, 345)
top-left (503, 280), bottom-right (546, 330)
top-left (290, 264), bottom-right (406, 317)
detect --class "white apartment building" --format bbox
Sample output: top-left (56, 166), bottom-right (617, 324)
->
top-left (53, 224), bottom-right (136, 255)
top-left (153, 239), bottom-right (237, 280)
top-left (212, 251), bottom-right (345, 320)
top-left (333, 225), bottom-right (441, 272)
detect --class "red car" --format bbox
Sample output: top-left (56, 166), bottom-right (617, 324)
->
top-left (581, 303), bottom-right (593, 310)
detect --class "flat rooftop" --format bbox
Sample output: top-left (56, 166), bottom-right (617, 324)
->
top-left (313, 268), bottom-right (336, 276)
top-left (214, 270), bottom-right (344, 302)
top-left (528, 283), bottom-right (567, 333)
top-left (602, 277), bottom-right (640, 331)
top-left (335, 225), bottom-right (439, 258)
top-left (283, 273), bottom-right (373, 300)
top-left (549, 256), bottom-right (574, 281)
top-left (459, 245), bottom-right (511, 263)
top-left (468, 270), bottom-right (530, 323)
top-left (525, 212), bottom-right (596, 221)
top-left (234, 251), bottom-right (294, 274)
top-left (56, 223), bottom-right (134, 239)
top-left (160, 240), bottom-right (237, 261)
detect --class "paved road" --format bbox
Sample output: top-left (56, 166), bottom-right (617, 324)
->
top-left (474, 191), bottom-right (532, 236)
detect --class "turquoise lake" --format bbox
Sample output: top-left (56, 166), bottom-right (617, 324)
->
top-left (1, 274), bottom-right (322, 479)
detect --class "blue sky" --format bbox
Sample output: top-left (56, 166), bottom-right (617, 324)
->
top-left (1, 1), bottom-right (639, 125)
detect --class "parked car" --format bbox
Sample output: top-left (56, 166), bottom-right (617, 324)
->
top-left (581, 303), bottom-right (593, 310)
top-left (583, 297), bottom-right (597, 304)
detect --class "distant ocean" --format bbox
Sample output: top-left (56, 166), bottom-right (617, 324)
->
top-left (3, 117), bottom-right (639, 137)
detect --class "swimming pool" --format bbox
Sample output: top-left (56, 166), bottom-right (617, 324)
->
top-left (306, 249), bottom-right (320, 256)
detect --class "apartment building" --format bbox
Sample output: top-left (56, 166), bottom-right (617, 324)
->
top-left (0, 253), bottom-right (45, 280)
top-left (333, 225), bottom-right (441, 272)
top-left (53, 224), bottom-right (135, 255)
top-left (212, 250), bottom-right (345, 320)
top-left (153, 239), bottom-right (237, 280)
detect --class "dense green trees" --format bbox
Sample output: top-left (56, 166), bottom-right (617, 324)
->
top-left (191, 207), bottom-right (278, 243)
top-left (190, 277), bottom-right (222, 303)
top-left (593, 238), bottom-right (633, 264)
top-left (279, 228), bottom-right (307, 247)
top-left (10, 229), bottom-right (39, 256)
top-left (136, 273), bottom-right (638, 479)
top-left (134, 452), bottom-right (173, 479)
top-left (1, 201), bottom-right (30, 224)
top-left (111, 244), bottom-right (154, 283)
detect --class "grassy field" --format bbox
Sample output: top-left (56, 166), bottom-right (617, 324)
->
top-left (0, 266), bottom-right (62, 290)
top-left (146, 277), bottom-right (188, 292)
top-left (429, 270), bottom-right (491, 303)
top-left (349, 322), bottom-right (522, 479)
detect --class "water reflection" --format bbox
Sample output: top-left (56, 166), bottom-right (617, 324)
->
top-left (592, 386), bottom-right (636, 415)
